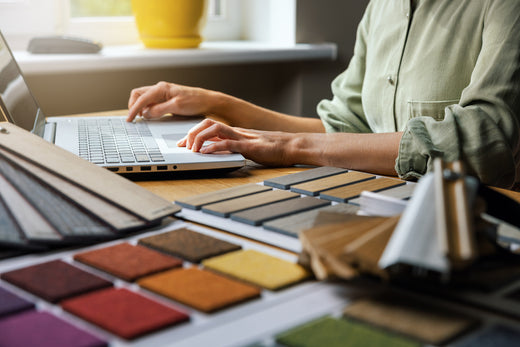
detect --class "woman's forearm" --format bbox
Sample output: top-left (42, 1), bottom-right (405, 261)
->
top-left (208, 92), bottom-right (325, 133)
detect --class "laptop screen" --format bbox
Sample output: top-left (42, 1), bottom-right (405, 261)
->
top-left (0, 32), bottom-right (45, 135)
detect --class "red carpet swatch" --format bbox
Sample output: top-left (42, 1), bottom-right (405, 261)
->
top-left (0, 260), bottom-right (112, 303)
top-left (0, 310), bottom-right (107, 347)
top-left (139, 267), bottom-right (261, 312)
top-left (74, 242), bottom-right (183, 281)
top-left (138, 228), bottom-right (241, 263)
top-left (62, 287), bottom-right (189, 340)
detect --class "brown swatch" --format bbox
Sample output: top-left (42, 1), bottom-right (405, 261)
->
top-left (230, 196), bottom-right (330, 226)
top-left (343, 294), bottom-right (478, 345)
top-left (320, 177), bottom-right (405, 202)
top-left (138, 228), bottom-right (241, 263)
top-left (0, 260), bottom-right (112, 303)
top-left (62, 287), bottom-right (189, 340)
top-left (264, 166), bottom-right (349, 189)
top-left (290, 171), bottom-right (375, 196)
top-left (138, 267), bottom-right (261, 313)
top-left (74, 243), bottom-right (182, 282)
top-left (202, 190), bottom-right (300, 217)
top-left (175, 184), bottom-right (272, 210)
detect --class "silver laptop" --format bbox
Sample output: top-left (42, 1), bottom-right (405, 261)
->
top-left (0, 32), bottom-right (245, 174)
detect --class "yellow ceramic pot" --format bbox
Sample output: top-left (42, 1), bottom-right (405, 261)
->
top-left (132, 0), bottom-right (207, 48)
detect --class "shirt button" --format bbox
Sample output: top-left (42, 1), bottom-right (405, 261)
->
top-left (387, 75), bottom-right (395, 85)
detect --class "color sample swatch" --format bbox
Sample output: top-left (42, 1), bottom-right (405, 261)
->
top-left (138, 228), bottom-right (241, 263)
top-left (0, 310), bottom-right (107, 347)
top-left (74, 242), bottom-right (182, 281)
top-left (320, 177), bottom-right (405, 202)
top-left (175, 183), bottom-right (272, 210)
top-left (202, 249), bottom-right (310, 290)
top-left (275, 316), bottom-right (421, 347)
top-left (61, 287), bottom-right (189, 340)
top-left (202, 190), bottom-right (300, 217)
top-left (290, 171), bottom-right (375, 196)
top-left (343, 296), bottom-right (478, 345)
top-left (0, 286), bottom-right (34, 318)
top-left (230, 196), bottom-right (330, 226)
top-left (0, 260), bottom-right (112, 303)
top-left (264, 166), bottom-right (349, 189)
top-left (139, 267), bottom-right (261, 312)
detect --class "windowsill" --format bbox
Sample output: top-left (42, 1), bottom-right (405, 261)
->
top-left (14, 41), bottom-right (337, 75)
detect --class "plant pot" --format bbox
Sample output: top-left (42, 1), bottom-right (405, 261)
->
top-left (131, 0), bottom-right (207, 49)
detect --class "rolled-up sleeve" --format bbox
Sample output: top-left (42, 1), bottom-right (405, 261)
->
top-left (396, 1), bottom-right (520, 188)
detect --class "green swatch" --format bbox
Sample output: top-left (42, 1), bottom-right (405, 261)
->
top-left (276, 316), bottom-right (421, 347)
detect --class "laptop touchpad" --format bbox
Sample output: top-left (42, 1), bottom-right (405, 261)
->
top-left (162, 134), bottom-right (187, 148)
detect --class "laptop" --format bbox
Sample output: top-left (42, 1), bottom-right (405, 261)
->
top-left (0, 32), bottom-right (245, 174)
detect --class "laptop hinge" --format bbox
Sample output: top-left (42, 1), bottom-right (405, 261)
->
top-left (43, 122), bottom-right (56, 143)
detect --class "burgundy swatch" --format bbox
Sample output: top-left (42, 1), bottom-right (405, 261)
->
top-left (0, 259), bottom-right (112, 303)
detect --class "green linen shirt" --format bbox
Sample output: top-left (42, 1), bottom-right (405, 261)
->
top-left (317, 0), bottom-right (520, 189)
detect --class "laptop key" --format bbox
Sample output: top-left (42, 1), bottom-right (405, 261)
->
top-left (135, 155), bottom-right (150, 162)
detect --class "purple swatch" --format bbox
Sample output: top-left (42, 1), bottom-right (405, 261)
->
top-left (0, 310), bottom-right (107, 347)
top-left (0, 286), bottom-right (34, 318)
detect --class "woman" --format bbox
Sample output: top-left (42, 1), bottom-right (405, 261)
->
top-left (127, 0), bottom-right (520, 189)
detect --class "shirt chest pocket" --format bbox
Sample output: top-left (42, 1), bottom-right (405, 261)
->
top-left (407, 100), bottom-right (459, 121)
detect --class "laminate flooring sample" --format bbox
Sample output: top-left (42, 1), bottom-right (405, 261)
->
top-left (349, 183), bottom-right (416, 204)
top-left (290, 172), bottom-right (375, 196)
top-left (202, 190), bottom-right (300, 217)
top-left (74, 243), bottom-right (183, 282)
top-left (175, 183), bottom-right (272, 210)
top-left (138, 267), bottom-right (261, 313)
top-left (263, 203), bottom-right (360, 237)
top-left (264, 167), bottom-right (349, 189)
top-left (230, 196), bottom-right (330, 226)
top-left (138, 227), bottom-right (241, 263)
top-left (0, 260), bottom-right (112, 303)
top-left (320, 177), bottom-right (405, 202)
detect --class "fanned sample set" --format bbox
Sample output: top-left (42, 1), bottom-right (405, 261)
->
top-left (0, 123), bottom-right (177, 254)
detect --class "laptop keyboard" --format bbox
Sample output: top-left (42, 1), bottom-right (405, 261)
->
top-left (77, 119), bottom-right (165, 165)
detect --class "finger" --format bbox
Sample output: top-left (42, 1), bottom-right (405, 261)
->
top-left (191, 123), bottom-right (240, 152)
top-left (127, 87), bottom-right (167, 122)
top-left (185, 119), bottom-right (217, 150)
top-left (177, 135), bottom-right (187, 147)
top-left (200, 139), bottom-right (240, 154)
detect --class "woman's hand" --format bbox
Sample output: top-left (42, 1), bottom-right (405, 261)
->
top-left (177, 119), bottom-right (300, 166)
top-left (127, 82), bottom-right (218, 122)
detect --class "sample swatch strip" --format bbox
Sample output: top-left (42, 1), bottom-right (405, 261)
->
top-left (175, 167), bottom-right (412, 237)
top-left (0, 226), bottom-right (309, 342)
top-left (0, 147), bottom-right (175, 253)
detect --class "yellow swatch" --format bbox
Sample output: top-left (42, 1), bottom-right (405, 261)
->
top-left (202, 249), bottom-right (311, 290)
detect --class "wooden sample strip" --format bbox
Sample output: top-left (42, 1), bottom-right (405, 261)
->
top-left (263, 203), bottom-right (360, 237)
top-left (290, 171), bottom-right (374, 196)
top-left (320, 177), bottom-right (405, 202)
top-left (349, 183), bottom-right (416, 205)
top-left (264, 166), bottom-right (348, 189)
top-left (343, 295), bottom-right (478, 345)
top-left (230, 196), bottom-right (331, 226)
top-left (202, 190), bottom-right (300, 217)
top-left (175, 183), bottom-right (272, 210)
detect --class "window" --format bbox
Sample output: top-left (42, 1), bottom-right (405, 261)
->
top-left (0, 0), bottom-right (295, 49)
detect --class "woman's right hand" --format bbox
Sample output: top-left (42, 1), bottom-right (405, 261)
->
top-left (127, 81), bottom-right (217, 122)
